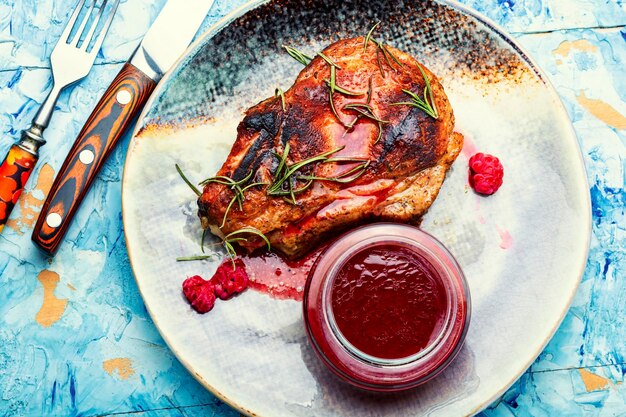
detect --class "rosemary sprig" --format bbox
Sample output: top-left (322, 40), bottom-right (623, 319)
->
top-left (343, 103), bottom-right (389, 124)
top-left (366, 76), bottom-right (373, 104)
top-left (282, 45), bottom-right (312, 66)
top-left (200, 169), bottom-right (253, 188)
top-left (268, 144), bottom-right (344, 199)
top-left (325, 64), bottom-right (366, 126)
top-left (175, 164), bottom-right (201, 197)
top-left (200, 170), bottom-right (265, 228)
top-left (179, 227), bottom-right (270, 266)
top-left (367, 35), bottom-right (404, 77)
top-left (364, 22), bottom-right (380, 52)
top-left (200, 170), bottom-right (254, 210)
top-left (275, 88), bottom-right (286, 111)
top-left (268, 144), bottom-right (370, 203)
top-left (298, 160), bottom-right (370, 184)
top-left (390, 64), bottom-right (439, 119)
top-left (372, 39), bottom-right (404, 69)
top-left (343, 103), bottom-right (388, 143)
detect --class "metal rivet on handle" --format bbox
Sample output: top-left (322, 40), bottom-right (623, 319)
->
top-left (79, 149), bottom-right (95, 165)
top-left (116, 89), bottom-right (132, 105)
top-left (46, 213), bottom-right (62, 228)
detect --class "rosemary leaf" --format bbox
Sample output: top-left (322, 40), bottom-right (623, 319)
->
top-left (343, 103), bottom-right (389, 124)
top-left (298, 160), bottom-right (370, 184)
top-left (323, 80), bottom-right (364, 96)
top-left (376, 48), bottom-right (386, 77)
top-left (177, 255), bottom-right (215, 262)
top-left (317, 52), bottom-right (341, 69)
top-left (201, 228), bottom-right (208, 253)
top-left (283, 45), bottom-right (312, 66)
top-left (220, 182), bottom-right (266, 228)
top-left (390, 81), bottom-right (438, 119)
top-left (418, 63), bottom-right (439, 119)
top-left (226, 237), bottom-right (248, 243)
top-left (328, 66), bottom-right (343, 124)
top-left (273, 142), bottom-right (290, 181)
top-left (220, 195), bottom-right (239, 228)
top-left (372, 39), bottom-right (404, 69)
top-left (364, 22), bottom-right (380, 52)
top-left (175, 164), bottom-right (201, 197)
top-left (223, 241), bottom-right (237, 267)
top-left (326, 156), bottom-right (370, 163)
top-left (275, 88), bottom-right (286, 111)
top-left (225, 227), bottom-right (271, 251)
top-left (199, 177), bottom-right (235, 186)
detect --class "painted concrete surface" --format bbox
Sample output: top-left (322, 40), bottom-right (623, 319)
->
top-left (0, 0), bottom-right (624, 416)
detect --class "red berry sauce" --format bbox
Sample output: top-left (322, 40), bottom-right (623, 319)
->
top-left (239, 245), bottom-right (327, 301)
top-left (331, 245), bottom-right (448, 359)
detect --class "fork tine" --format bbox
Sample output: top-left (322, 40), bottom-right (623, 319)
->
top-left (89, 0), bottom-right (120, 57)
top-left (59, 0), bottom-right (86, 43)
top-left (81, 0), bottom-right (108, 51)
top-left (70, 0), bottom-right (96, 47)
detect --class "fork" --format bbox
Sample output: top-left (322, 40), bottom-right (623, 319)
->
top-left (0, 0), bottom-right (120, 233)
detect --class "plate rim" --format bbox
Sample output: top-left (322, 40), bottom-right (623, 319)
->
top-left (121, 1), bottom-right (592, 415)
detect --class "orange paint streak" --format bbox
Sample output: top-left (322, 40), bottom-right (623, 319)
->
top-left (576, 91), bottom-right (626, 130)
top-left (6, 163), bottom-right (55, 234)
top-left (103, 358), bottom-right (135, 380)
top-left (552, 39), bottom-right (598, 58)
top-left (578, 369), bottom-right (610, 392)
top-left (35, 270), bottom-right (68, 328)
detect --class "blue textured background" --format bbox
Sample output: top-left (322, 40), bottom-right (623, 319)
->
top-left (0, 0), bottom-right (625, 416)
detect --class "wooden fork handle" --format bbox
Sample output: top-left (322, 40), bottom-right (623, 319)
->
top-left (32, 63), bottom-right (156, 255)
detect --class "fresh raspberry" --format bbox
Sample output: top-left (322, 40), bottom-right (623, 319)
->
top-left (211, 259), bottom-right (249, 300)
top-left (182, 275), bottom-right (216, 314)
top-left (468, 153), bottom-right (504, 195)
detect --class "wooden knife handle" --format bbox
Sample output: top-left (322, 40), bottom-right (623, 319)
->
top-left (0, 144), bottom-right (38, 233)
top-left (32, 63), bottom-right (156, 254)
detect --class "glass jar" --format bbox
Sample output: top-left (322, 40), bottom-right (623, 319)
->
top-left (303, 223), bottom-right (470, 392)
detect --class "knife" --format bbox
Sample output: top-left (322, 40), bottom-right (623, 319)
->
top-left (32, 0), bottom-right (215, 255)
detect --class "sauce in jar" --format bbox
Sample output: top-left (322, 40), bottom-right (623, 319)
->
top-left (303, 223), bottom-right (470, 391)
top-left (330, 244), bottom-right (448, 360)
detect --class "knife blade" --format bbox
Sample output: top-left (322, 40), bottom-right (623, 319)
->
top-left (32, 0), bottom-right (215, 255)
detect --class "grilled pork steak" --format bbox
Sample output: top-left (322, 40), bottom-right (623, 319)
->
top-left (198, 37), bottom-right (463, 258)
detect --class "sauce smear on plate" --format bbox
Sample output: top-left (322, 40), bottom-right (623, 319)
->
top-left (241, 245), bottom-right (327, 301)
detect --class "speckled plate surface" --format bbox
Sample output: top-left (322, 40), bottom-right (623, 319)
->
top-left (121, 0), bottom-right (591, 415)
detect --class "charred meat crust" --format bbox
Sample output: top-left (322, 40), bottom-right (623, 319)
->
top-left (198, 37), bottom-right (462, 258)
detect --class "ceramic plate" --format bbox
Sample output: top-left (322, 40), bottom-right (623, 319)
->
top-left (122, 0), bottom-right (591, 415)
